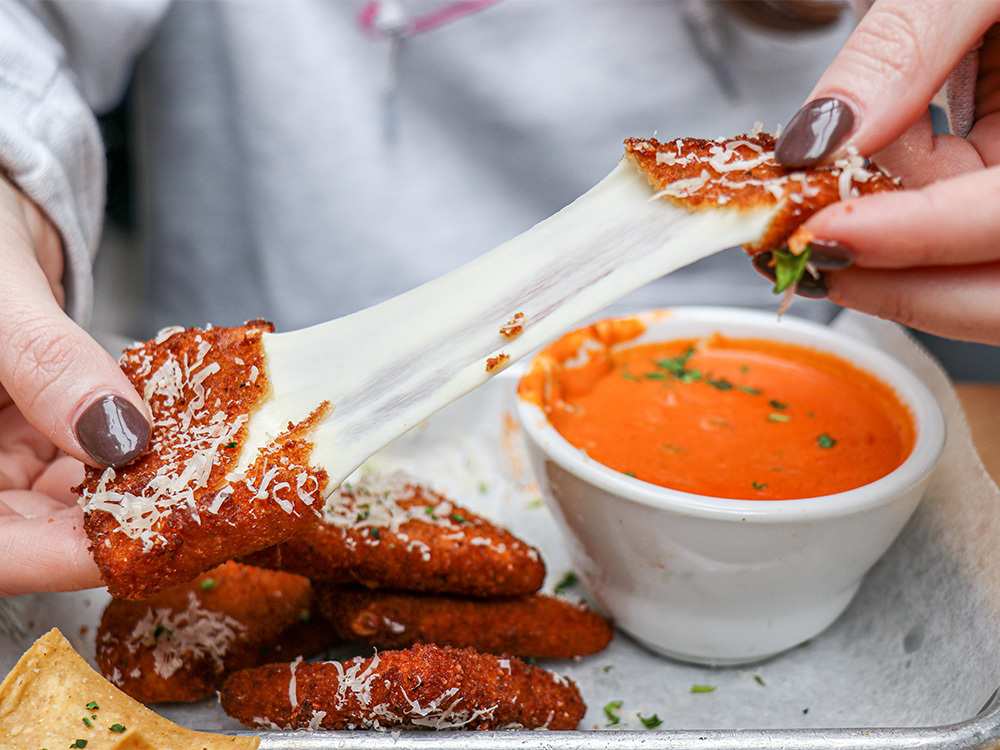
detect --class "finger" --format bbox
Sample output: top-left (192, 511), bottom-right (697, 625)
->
top-left (0, 203), bottom-right (150, 468)
top-left (827, 262), bottom-right (1000, 346)
top-left (0, 507), bottom-right (102, 596)
top-left (775, 0), bottom-right (1000, 165)
top-left (800, 166), bottom-right (1000, 268)
top-left (32, 455), bottom-right (85, 504)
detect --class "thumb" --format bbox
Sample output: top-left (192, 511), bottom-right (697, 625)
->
top-left (0, 193), bottom-right (150, 469)
top-left (775, 0), bottom-right (1000, 166)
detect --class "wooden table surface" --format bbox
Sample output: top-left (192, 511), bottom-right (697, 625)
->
top-left (956, 383), bottom-right (1000, 486)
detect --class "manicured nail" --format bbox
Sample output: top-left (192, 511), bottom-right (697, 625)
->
top-left (76, 395), bottom-right (151, 467)
top-left (807, 240), bottom-right (854, 270)
top-left (794, 273), bottom-right (829, 299)
top-left (752, 251), bottom-right (777, 282)
top-left (775, 98), bottom-right (855, 167)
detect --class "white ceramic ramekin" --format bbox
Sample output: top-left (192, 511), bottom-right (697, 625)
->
top-left (516, 307), bottom-right (946, 665)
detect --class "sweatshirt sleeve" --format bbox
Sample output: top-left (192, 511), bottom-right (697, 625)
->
top-left (0, 0), bottom-right (167, 324)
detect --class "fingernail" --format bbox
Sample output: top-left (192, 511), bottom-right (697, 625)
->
top-left (808, 239), bottom-right (854, 270)
top-left (752, 251), bottom-right (776, 282)
top-left (76, 395), bottom-right (151, 467)
top-left (775, 97), bottom-right (855, 167)
top-left (795, 273), bottom-right (829, 299)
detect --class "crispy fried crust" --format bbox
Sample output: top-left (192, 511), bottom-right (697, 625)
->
top-left (243, 474), bottom-right (545, 597)
top-left (95, 561), bottom-right (338, 703)
top-left (219, 644), bottom-right (585, 730)
top-left (623, 133), bottom-right (900, 253)
top-left (78, 322), bottom-right (329, 600)
top-left (315, 586), bottom-right (613, 658)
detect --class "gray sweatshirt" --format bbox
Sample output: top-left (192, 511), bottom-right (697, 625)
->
top-left (0, 0), bottom-right (853, 335)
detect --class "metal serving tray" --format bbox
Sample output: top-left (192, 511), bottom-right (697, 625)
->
top-left (3, 311), bottom-right (999, 748)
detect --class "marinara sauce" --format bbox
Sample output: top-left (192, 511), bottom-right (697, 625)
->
top-left (520, 328), bottom-right (915, 500)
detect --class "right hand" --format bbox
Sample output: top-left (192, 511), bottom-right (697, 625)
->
top-left (0, 172), bottom-right (150, 596)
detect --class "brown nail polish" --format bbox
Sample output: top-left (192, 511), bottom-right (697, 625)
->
top-left (76, 395), bottom-right (151, 467)
top-left (795, 273), bottom-right (829, 299)
top-left (752, 251), bottom-right (777, 282)
top-left (775, 98), bottom-right (855, 167)
top-left (808, 240), bottom-right (854, 270)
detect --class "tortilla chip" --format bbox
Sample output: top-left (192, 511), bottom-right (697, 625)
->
top-left (0, 628), bottom-right (259, 750)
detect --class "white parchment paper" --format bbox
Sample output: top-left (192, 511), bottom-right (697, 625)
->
top-left (2, 309), bottom-right (998, 735)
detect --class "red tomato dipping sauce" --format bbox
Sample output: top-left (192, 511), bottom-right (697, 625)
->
top-left (519, 319), bottom-right (916, 500)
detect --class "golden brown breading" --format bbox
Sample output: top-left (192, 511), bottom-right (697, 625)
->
top-left (243, 473), bottom-right (545, 597)
top-left (622, 133), bottom-right (900, 254)
top-left (315, 585), bottom-right (613, 658)
top-left (77, 322), bottom-right (329, 600)
top-left (219, 644), bottom-right (585, 730)
top-left (95, 561), bottom-right (338, 703)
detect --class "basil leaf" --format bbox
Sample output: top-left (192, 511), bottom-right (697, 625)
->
top-left (772, 246), bottom-right (812, 293)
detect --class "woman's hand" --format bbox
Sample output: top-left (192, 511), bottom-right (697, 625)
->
top-left (0, 172), bottom-right (150, 596)
top-left (774, 0), bottom-right (1000, 345)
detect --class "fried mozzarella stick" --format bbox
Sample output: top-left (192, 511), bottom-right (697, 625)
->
top-left (96, 561), bottom-right (338, 703)
top-left (79, 135), bottom-right (894, 602)
top-left (244, 473), bottom-right (545, 597)
top-left (219, 644), bottom-right (586, 730)
top-left (79, 322), bottom-right (329, 600)
top-left (316, 586), bottom-right (613, 659)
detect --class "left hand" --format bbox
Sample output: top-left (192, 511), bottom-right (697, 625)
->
top-left (774, 0), bottom-right (1000, 346)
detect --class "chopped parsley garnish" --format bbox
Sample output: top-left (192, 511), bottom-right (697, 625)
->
top-left (369, 528), bottom-right (380, 538)
top-left (771, 246), bottom-right (812, 294)
top-left (449, 513), bottom-right (467, 524)
top-left (109, 724), bottom-right (127, 733)
top-left (70, 742), bottom-right (88, 749)
top-left (82, 718), bottom-right (93, 728)
top-left (751, 481), bottom-right (767, 490)
top-left (656, 347), bottom-right (695, 377)
top-left (768, 400), bottom-right (788, 410)
top-left (754, 674), bottom-right (766, 686)
top-left (625, 471), bottom-right (636, 478)
top-left (153, 624), bottom-right (173, 639)
top-left (225, 441), bottom-right (238, 449)
top-left (603, 665), bottom-right (613, 673)
top-left (638, 713), bottom-right (663, 729)
top-left (85, 701), bottom-right (99, 711)
top-left (767, 413), bottom-right (791, 423)
top-left (424, 506), bottom-right (437, 519)
top-left (554, 571), bottom-right (578, 593)
top-left (705, 377), bottom-right (733, 391)
top-left (691, 684), bottom-right (716, 694)
top-left (603, 700), bottom-right (623, 726)
top-left (621, 372), bottom-right (640, 382)
top-left (739, 385), bottom-right (762, 395)
top-left (643, 372), bottom-right (667, 380)
top-left (199, 577), bottom-right (217, 591)
top-left (817, 433), bottom-right (837, 449)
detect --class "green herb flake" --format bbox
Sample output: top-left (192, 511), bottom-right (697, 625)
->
top-left (643, 372), bottom-right (667, 381)
top-left (603, 700), bottom-right (623, 726)
top-left (817, 433), bottom-right (837, 449)
top-left (771, 246), bottom-right (812, 294)
top-left (82, 718), bottom-right (93, 728)
top-left (298, 609), bottom-right (312, 623)
top-left (706, 377), bottom-right (733, 391)
top-left (85, 702), bottom-right (99, 711)
top-left (767, 413), bottom-right (791, 423)
top-left (754, 674), bottom-right (766, 686)
top-left (424, 506), bottom-right (437, 519)
top-left (638, 713), bottom-right (663, 729)
top-left (554, 571), bottom-right (578, 593)
top-left (751, 481), bottom-right (767, 490)
top-left (768, 400), bottom-right (788, 410)
top-left (153, 624), bottom-right (173, 639)
top-left (621, 372), bottom-right (640, 382)
top-left (738, 385), bottom-right (762, 395)
top-left (625, 471), bottom-right (636, 478)
top-left (449, 513), bottom-right (467, 524)
top-left (70, 742), bottom-right (88, 749)
top-left (369, 528), bottom-right (381, 539)
top-left (740, 365), bottom-right (751, 373)
top-left (526, 498), bottom-right (544, 509)
top-left (199, 578), bottom-right (217, 591)
top-left (109, 724), bottom-right (127, 733)
top-left (603, 665), bottom-right (613, 673)
top-left (225, 441), bottom-right (238, 449)
top-left (690, 685), bottom-right (716, 694)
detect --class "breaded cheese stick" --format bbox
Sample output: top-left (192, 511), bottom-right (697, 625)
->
top-left (96, 561), bottom-right (338, 703)
top-left (316, 586), bottom-right (613, 658)
top-left (219, 643), bottom-right (585, 730)
top-left (244, 473), bottom-right (545, 597)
